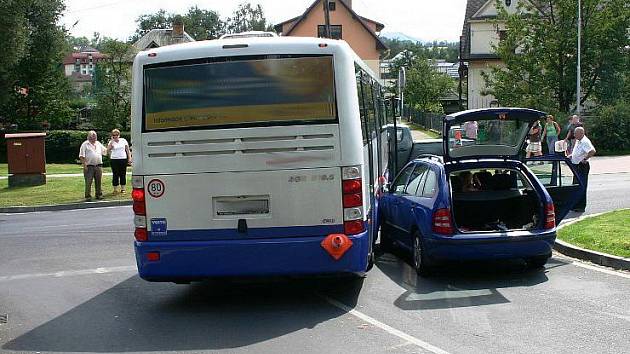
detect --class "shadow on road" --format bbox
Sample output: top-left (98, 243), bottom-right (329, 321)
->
top-left (376, 247), bottom-right (567, 311)
top-left (3, 275), bottom-right (364, 353)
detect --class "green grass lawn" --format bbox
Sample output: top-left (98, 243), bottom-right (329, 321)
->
top-left (0, 163), bottom-right (83, 176)
top-left (558, 209), bottom-right (630, 258)
top-left (0, 176), bottom-right (130, 207)
top-left (407, 122), bottom-right (441, 138)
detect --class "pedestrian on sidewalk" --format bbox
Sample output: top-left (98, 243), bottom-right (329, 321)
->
top-left (107, 129), bottom-right (132, 194)
top-left (79, 131), bottom-right (107, 201)
top-left (542, 115), bottom-right (561, 155)
top-left (564, 114), bottom-right (583, 155)
top-left (568, 127), bottom-right (596, 212)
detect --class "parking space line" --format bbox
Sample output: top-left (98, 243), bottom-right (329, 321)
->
top-left (0, 266), bottom-right (136, 282)
top-left (320, 295), bottom-right (451, 354)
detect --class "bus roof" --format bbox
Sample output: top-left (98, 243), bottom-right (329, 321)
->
top-left (133, 36), bottom-right (378, 81)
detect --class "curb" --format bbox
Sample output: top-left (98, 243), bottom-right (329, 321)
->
top-left (0, 200), bottom-right (133, 213)
top-left (555, 209), bottom-right (630, 271)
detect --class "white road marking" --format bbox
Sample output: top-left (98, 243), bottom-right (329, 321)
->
top-left (0, 266), bottom-right (136, 282)
top-left (320, 295), bottom-right (451, 354)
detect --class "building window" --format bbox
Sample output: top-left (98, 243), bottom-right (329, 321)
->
top-left (328, 1), bottom-right (336, 11)
top-left (317, 25), bottom-right (342, 40)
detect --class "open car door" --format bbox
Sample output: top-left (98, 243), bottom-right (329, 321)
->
top-left (524, 156), bottom-right (585, 223)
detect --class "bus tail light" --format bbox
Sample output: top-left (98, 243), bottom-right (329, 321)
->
top-left (132, 176), bottom-right (147, 241)
top-left (341, 166), bottom-right (364, 235)
top-left (544, 203), bottom-right (556, 229)
top-left (134, 228), bottom-right (148, 242)
top-left (432, 208), bottom-right (454, 235)
top-left (344, 220), bottom-right (364, 235)
top-left (132, 188), bottom-right (146, 215)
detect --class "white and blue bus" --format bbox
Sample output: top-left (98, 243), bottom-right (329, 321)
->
top-left (130, 36), bottom-right (393, 282)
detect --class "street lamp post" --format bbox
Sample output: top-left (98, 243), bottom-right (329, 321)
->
top-left (576, 0), bottom-right (581, 114)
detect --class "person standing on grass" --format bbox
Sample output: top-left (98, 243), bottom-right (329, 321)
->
top-left (568, 127), bottom-right (596, 212)
top-left (79, 131), bottom-right (107, 201)
top-left (107, 129), bottom-right (132, 194)
top-left (542, 115), bottom-right (561, 154)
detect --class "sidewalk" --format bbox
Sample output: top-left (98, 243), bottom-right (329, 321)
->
top-left (588, 155), bottom-right (630, 175)
top-left (0, 172), bottom-right (131, 180)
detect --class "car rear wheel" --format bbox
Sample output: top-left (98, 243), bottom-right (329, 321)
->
top-left (412, 231), bottom-right (433, 277)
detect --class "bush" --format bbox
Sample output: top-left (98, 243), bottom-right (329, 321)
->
top-left (0, 130), bottom-right (131, 164)
top-left (589, 101), bottom-right (630, 152)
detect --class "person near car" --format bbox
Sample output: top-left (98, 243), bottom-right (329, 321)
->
top-left (462, 120), bottom-right (478, 140)
top-left (564, 114), bottom-right (583, 155)
top-left (107, 129), bottom-right (132, 194)
top-left (542, 115), bottom-right (561, 155)
top-left (79, 130), bottom-right (107, 201)
top-left (525, 120), bottom-right (543, 158)
top-left (567, 127), bottom-right (596, 212)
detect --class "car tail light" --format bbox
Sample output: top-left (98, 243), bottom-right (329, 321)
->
top-left (132, 176), bottom-right (147, 240)
top-left (432, 208), bottom-right (454, 235)
top-left (341, 166), bottom-right (364, 235)
top-left (544, 203), bottom-right (556, 229)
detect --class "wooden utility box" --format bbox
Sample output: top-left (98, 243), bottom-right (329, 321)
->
top-left (5, 132), bottom-right (46, 187)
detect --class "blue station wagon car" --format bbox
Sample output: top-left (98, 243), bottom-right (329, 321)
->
top-left (378, 108), bottom-right (584, 275)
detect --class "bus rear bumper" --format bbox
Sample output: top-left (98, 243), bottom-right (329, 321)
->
top-left (134, 232), bottom-right (370, 281)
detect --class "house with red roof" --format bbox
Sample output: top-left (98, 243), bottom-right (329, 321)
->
top-left (274, 0), bottom-right (387, 78)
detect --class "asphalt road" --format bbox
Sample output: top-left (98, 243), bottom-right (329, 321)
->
top-left (1, 173), bottom-right (629, 354)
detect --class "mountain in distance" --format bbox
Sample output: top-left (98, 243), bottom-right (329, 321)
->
top-left (379, 31), bottom-right (426, 43)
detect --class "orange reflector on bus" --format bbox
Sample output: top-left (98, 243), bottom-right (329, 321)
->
top-left (321, 234), bottom-right (353, 260)
top-left (146, 252), bottom-right (160, 262)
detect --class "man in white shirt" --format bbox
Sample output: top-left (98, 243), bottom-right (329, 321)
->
top-left (79, 131), bottom-right (107, 201)
top-left (567, 127), bottom-right (596, 212)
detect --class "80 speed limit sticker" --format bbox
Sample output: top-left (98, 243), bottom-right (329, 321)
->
top-left (147, 179), bottom-right (165, 198)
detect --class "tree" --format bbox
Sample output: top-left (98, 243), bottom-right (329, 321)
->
top-left (483, 0), bottom-right (630, 113)
top-left (225, 3), bottom-right (273, 34)
top-left (183, 6), bottom-right (223, 40)
top-left (91, 39), bottom-right (132, 131)
top-left (0, 0), bottom-right (73, 130)
top-left (130, 9), bottom-right (171, 42)
top-left (130, 7), bottom-right (224, 42)
top-left (405, 57), bottom-right (456, 113)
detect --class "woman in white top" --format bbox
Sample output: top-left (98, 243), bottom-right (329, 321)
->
top-left (106, 129), bottom-right (131, 194)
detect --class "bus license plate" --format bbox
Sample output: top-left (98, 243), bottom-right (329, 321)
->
top-left (213, 195), bottom-right (270, 217)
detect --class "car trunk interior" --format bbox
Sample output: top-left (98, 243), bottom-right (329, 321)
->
top-left (450, 168), bottom-right (542, 232)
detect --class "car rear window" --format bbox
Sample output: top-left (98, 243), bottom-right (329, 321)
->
top-left (143, 55), bottom-right (337, 131)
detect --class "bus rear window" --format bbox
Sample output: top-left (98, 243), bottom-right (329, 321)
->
top-left (143, 56), bottom-right (337, 131)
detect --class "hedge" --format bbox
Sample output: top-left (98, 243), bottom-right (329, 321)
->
top-left (589, 101), bottom-right (630, 152)
top-left (0, 130), bottom-right (131, 164)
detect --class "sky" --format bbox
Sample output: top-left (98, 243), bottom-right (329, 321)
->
top-left (61, 0), bottom-right (468, 42)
